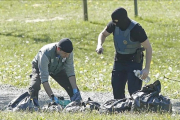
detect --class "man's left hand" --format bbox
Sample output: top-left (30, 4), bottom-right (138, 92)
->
top-left (70, 91), bottom-right (82, 102)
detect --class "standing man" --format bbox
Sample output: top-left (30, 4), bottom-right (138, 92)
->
top-left (96, 7), bottom-right (152, 99)
top-left (29, 38), bottom-right (82, 105)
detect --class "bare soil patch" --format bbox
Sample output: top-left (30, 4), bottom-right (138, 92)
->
top-left (0, 84), bottom-right (179, 114)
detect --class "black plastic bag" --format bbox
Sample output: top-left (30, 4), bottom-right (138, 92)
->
top-left (84, 97), bottom-right (101, 111)
top-left (99, 98), bottom-right (133, 114)
top-left (6, 91), bottom-right (39, 112)
top-left (131, 80), bottom-right (172, 113)
top-left (63, 97), bottom-right (100, 113)
top-left (42, 101), bottom-right (63, 112)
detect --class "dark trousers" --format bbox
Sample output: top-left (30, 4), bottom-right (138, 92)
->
top-left (29, 66), bottom-right (73, 99)
top-left (111, 60), bottom-right (143, 99)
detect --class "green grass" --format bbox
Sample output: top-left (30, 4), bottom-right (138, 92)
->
top-left (0, 111), bottom-right (179, 120)
top-left (0, 0), bottom-right (180, 119)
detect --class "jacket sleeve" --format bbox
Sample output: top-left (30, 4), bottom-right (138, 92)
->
top-left (37, 51), bottom-right (50, 83)
top-left (64, 52), bottom-right (75, 77)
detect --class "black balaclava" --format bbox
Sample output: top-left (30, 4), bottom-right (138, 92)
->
top-left (57, 38), bottom-right (73, 53)
top-left (111, 7), bottom-right (131, 31)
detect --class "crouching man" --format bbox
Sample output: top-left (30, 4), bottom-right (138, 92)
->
top-left (29, 38), bottom-right (82, 106)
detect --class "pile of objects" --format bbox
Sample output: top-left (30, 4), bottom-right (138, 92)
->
top-left (5, 80), bottom-right (172, 114)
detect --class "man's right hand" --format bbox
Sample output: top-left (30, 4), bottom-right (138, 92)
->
top-left (50, 94), bottom-right (59, 104)
top-left (96, 45), bottom-right (103, 54)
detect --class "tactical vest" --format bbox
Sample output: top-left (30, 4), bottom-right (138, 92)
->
top-left (113, 20), bottom-right (141, 54)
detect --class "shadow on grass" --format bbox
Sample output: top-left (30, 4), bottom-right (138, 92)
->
top-left (136, 16), bottom-right (180, 28)
top-left (0, 31), bottom-right (52, 43)
top-left (89, 21), bottom-right (106, 26)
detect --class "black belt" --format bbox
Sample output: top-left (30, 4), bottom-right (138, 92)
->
top-left (115, 53), bottom-right (134, 62)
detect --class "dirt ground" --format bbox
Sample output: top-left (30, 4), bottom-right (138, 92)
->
top-left (0, 84), bottom-right (113, 110)
top-left (0, 84), bottom-right (180, 114)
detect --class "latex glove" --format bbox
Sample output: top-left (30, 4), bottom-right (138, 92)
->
top-left (70, 91), bottom-right (82, 102)
top-left (96, 45), bottom-right (103, 54)
top-left (73, 88), bottom-right (78, 94)
top-left (51, 96), bottom-right (59, 104)
top-left (33, 98), bottom-right (39, 107)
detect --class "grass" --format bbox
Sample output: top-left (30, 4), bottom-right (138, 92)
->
top-left (0, 0), bottom-right (180, 119)
top-left (0, 111), bottom-right (179, 120)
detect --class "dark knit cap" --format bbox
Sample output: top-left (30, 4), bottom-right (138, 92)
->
top-left (57, 38), bottom-right (73, 53)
